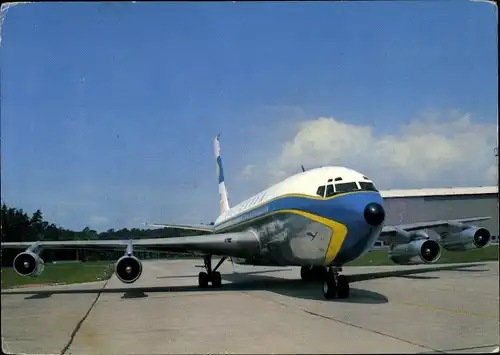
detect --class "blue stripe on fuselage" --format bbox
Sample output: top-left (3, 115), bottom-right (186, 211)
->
top-left (215, 191), bottom-right (382, 230)
top-left (214, 191), bottom-right (384, 264)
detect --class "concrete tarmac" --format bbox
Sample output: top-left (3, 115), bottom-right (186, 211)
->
top-left (2, 260), bottom-right (499, 354)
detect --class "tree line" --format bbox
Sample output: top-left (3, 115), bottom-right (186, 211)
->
top-left (1, 203), bottom-right (198, 266)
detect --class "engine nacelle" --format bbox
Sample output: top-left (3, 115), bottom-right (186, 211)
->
top-left (13, 251), bottom-right (45, 277)
top-left (441, 227), bottom-right (491, 252)
top-left (115, 255), bottom-right (143, 284)
top-left (389, 239), bottom-right (441, 265)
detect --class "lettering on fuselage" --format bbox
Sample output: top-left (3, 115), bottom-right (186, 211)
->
top-left (217, 193), bottom-right (270, 230)
top-left (243, 191), bottom-right (268, 210)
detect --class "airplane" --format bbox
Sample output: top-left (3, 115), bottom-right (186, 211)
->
top-left (1, 134), bottom-right (493, 299)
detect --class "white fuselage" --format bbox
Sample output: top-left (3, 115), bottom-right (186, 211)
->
top-left (210, 166), bottom-right (385, 267)
top-left (214, 166), bottom-right (376, 229)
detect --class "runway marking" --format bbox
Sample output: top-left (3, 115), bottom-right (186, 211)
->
top-left (392, 300), bottom-right (498, 320)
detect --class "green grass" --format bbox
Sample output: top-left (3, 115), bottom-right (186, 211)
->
top-left (1, 261), bottom-right (114, 289)
top-left (348, 245), bottom-right (499, 266)
top-left (2, 245), bottom-right (497, 288)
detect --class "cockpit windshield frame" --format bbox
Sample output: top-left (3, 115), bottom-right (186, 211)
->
top-left (358, 181), bottom-right (378, 192)
top-left (315, 179), bottom-right (378, 198)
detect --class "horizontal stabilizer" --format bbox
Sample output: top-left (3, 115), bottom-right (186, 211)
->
top-left (143, 222), bottom-right (215, 234)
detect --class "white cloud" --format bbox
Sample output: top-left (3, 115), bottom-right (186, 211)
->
top-left (0, 2), bottom-right (30, 46)
top-left (4, 109), bottom-right (496, 231)
top-left (240, 110), bottom-right (498, 191)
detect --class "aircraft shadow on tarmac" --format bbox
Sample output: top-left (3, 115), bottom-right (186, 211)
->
top-left (2, 263), bottom-right (486, 305)
top-left (16, 276), bottom-right (388, 304)
top-left (393, 275), bottom-right (439, 280)
top-left (155, 268), bottom-right (293, 279)
top-left (446, 268), bottom-right (490, 273)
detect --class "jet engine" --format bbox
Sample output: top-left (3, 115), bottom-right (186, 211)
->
top-left (13, 251), bottom-right (45, 277)
top-left (389, 239), bottom-right (441, 265)
top-left (115, 255), bottom-right (143, 284)
top-left (440, 227), bottom-right (491, 252)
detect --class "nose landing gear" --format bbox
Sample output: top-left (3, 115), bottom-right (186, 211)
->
top-left (198, 255), bottom-right (226, 288)
top-left (301, 265), bottom-right (350, 299)
top-left (323, 267), bottom-right (350, 299)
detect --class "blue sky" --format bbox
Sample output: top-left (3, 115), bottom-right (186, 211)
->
top-left (1, 1), bottom-right (497, 231)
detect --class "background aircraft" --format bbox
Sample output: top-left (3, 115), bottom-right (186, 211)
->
top-left (2, 135), bottom-right (492, 299)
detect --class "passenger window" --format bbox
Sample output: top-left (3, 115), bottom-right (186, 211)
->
top-left (334, 182), bottom-right (359, 193)
top-left (316, 185), bottom-right (326, 197)
top-left (325, 184), bottom-right (335, 197)
top-left (359, 181), bottom-right (378, 192)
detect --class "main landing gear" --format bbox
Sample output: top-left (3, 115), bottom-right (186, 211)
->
top-left (198, 255), bottom-right (227, 288)
top-left (300, 265), bottom-right (350, 299)
top-left (323, 267), bottom-right (349, 299)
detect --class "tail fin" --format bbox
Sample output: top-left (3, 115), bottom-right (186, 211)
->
top-left (213, 134), bottom-right (230, 216)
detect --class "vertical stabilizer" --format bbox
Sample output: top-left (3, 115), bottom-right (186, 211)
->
top-left (214, 134), bottom-right (230, 216)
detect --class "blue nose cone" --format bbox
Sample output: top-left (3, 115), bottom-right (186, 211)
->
top-left (364, 202), bottom-right (385, 226)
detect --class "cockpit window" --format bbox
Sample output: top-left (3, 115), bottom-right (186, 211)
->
top-left (359, 181), bottom-right (378, 191)
top-left (325, 184), bottom-right (335, 197)
top-left (316, 185), bottom-right (326, 197)
top-left (318, 181), bottom-right (369, 198)
top-left (334, 182), bottom-right (359, 193)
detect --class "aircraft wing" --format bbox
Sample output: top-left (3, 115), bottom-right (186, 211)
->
top-left (1, 231), bottom-right (260, 259)
top-left (143, 222), bottom-right (215, 234)
top-left (379, 216), bottom-right (491, 244)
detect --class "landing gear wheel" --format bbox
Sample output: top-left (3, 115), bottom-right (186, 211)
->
top-left (199, 255), bottom-right (227, 288)
top-left (337, 275), bottom-right (350, 299)
top-left (211, 271), bottom-right (222, 288)
top-left (300, 266), bottom-right (311, 281)
top-left (323, 275), bottom-right (337, 299)
top-left (322, 267), bottom-right (349, 300)
top-left (198, 271), bottom-right (209, 288)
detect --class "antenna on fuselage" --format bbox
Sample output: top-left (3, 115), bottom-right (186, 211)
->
top-left (301, 165), bottom-right (306, 172)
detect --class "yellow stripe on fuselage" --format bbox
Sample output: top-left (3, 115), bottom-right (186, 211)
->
top-left (215, 190), bottom-right (370, 233)
top-left (213, 193), bottom-right (359, 265)
top-left (323, 223), bottom-right (349, 266)
top-left (277, 209), bottom-right (348, 266)
top-left (213, 192), bottom-right (372, 265)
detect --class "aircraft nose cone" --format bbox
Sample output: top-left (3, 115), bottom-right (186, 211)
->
top-left (364, 202), bottom-right (385, 226)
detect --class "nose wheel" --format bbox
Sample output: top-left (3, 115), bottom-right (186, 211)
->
top-left (198, 255), bottom-right (225, 288)
top-left (322, 267), bottom-right (350, 299)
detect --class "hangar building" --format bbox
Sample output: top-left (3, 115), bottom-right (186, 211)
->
top-left (374, 186), bottom-right (499, 247)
